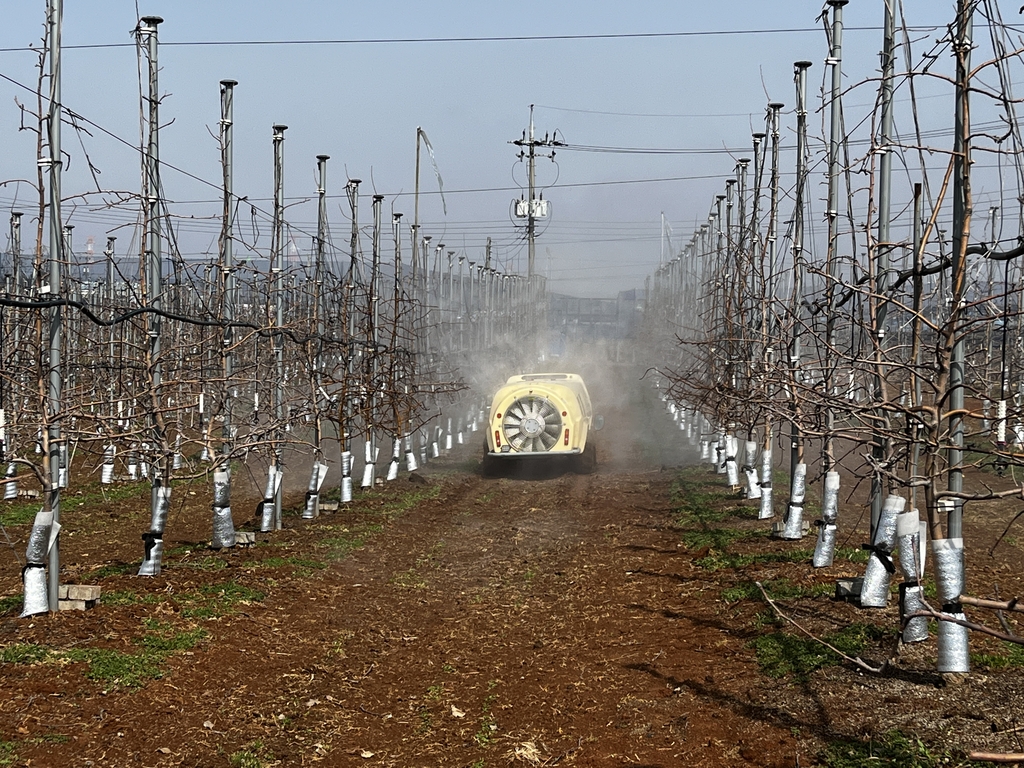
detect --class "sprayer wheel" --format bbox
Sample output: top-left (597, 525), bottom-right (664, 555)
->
top-left (481, 445), bottom-right (502, 478)
top-left (574, 442), bottom-right (597, 475)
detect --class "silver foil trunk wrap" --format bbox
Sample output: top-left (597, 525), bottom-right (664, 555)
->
top-left (138, 534), bottom-right (164, 576)
top-left (211, 469), bottom-right (235, 548)
top-left (724, 435), bottom-right (739, 487)
top-left (743, 441), bottom-right (761, 499)
top-left (362, 439), bottom-right (376, 489)
top-left (25, 508), bottom-right (53, 565)
top-left (896, 511), bottom-right (927, 642)
top-left (149, 485), bottom-right (172, 534)
top-left (899, 583), bottom-right (929, 643)
top-left (4, 463), bottom-right (16, 500)
top-left (212, 506), bottom-right (236, 549)
top-left (213, 470), bottom-right (231, 507)
top-left (758, 446), bottom-right (774, 519)
top-left (387, 437), bottom-right (401, 482)
top-left (780, 462), bottom-right (807, 540)
top-left (700, 440), bottom-right (710, 461)
top-left (445, 418), bottom-right (453, 452)
top-left (812, 472), bottom-right (842, 568)
top-left (896, 511), bottom-right (924, 581)
top-left (812, 523), bottom-right (838, 568)
top-left (101, 444), bottom-right (115, 485)
top-left (933, 537), bottom-right (969, 673)
top-left (341, 450), bottom-right (353, 503)
top-left (260, 465), bottom-right (281, 532)
top-left (860, 494), bottom-right (905, 607)
top-left (21, 564), bottom-right (48, 616)
top-left (302, 461), bottom-right (329, 519)
top-left (405, 433), bottom-right (418, 472)
top-left (820, 471), bottom-right (840, 524)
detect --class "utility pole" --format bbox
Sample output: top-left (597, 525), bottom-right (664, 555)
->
top-left (511, 105), bottom-right (557, 342)
top-left (138, 14), bottom-right (167, 577)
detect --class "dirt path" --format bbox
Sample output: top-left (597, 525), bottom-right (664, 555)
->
top-left (6, 367), bottom-right (1024, 766)
top-left (0, 442), bottom-right (810, 767)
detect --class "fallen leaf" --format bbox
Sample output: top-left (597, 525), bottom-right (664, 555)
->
top-left (451, 705), bottom-right (466, 718)
top-left (203, 720), bottom-right (214, 730)
top-left (306, 699), bottom-right (320, 708)
top-left (360, 750), bottom-right (375, 758)
top-left (156, 747), bottom-right (171, 754)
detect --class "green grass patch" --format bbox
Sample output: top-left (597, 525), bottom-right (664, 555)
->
top-left (0, 594), bottom-right (21, 616)
top-left (259, 556), bottom-right (326, 570)
top-left (822, 730), bottom-right (961, 767)
top-left (63, 647), bottom-right (165, 688)
top-left (88, 561), bottom-right (137, 580)
top-left (177, 582), bottom-right (265, 619)
top-left (230, 741), bottom-right (273, 768)
top-left (100, 589), bottom-right (163, 607)
top-left (139, 627), bottom-right (208, 653)
top-left (0, 739), bottom-right (17, 767)
top-left (379, 484), bottom-right (442, 517)
top-left (695, 548), bottom-right (816, 571)
top-left (0, 499), bottom-right (40, 526)
top-left (670, 471), bottom-right (734, 525)
top-left (971, 641), bottom-right (1024, 671)
top-left (321, 523), bottom-right (384, 559)
top-left (68, 481), bottom-right (150, 508)
top-left (392, 568), bottom-right (428, 589)
top-left (681, 527), bottom-right (762, 550)
top-left (721, 579), bottom-right (833, 604)
top-left (26, 733), bottom-right (69, 745)
top-left (751, 623), bottom-right (887, 680)
top-left (174, 555), bottom-right (228, 572)
top-left (0, 643), bottom-right (50, 664)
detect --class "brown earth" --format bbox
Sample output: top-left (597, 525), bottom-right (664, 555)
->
top-left (2, 368), bottom-right (1024, 767)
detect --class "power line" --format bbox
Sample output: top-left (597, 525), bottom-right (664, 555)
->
top-left (0, 26), bottom-right (949, 55)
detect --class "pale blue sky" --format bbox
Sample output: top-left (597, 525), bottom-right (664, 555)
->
top-left (0, 2), bottom-right (997, 295)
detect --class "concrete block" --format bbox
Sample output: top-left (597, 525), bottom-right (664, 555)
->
top-left (235, 531), bottom-right (256, 545)
top-left (58, 599), bottom-right (88, 611)
top-left (319, 501), bottom-right (339, 513)
top-left (835, 577), bottom-right (863, 602)
top-left (58, 585), bottom-right (69, 599)
top-left (67, 585), bottom-right (101, 601)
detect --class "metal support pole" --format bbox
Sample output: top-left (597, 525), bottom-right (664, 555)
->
top-left (948, 0), bottom-right (973, 540)
top-left (272, 123), bottom-right (287, 530)
top-left (790, 61), bottom-right (812, 495)
top-left (137, 14), bottom-right (167, 577)
top-left (824, 1), bottom-right (847, 473)
top-left (871, 0), bottom-right (896, 535)
top-left (314, 154), bottom-right (329, 457)
top-left (219, 79), bottom-right (237, 459)
top-left (40, 0), bottom-right (65, 609)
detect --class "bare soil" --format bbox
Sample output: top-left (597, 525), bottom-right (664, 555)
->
top-left (3, 368), bottom-right (1024, 767)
